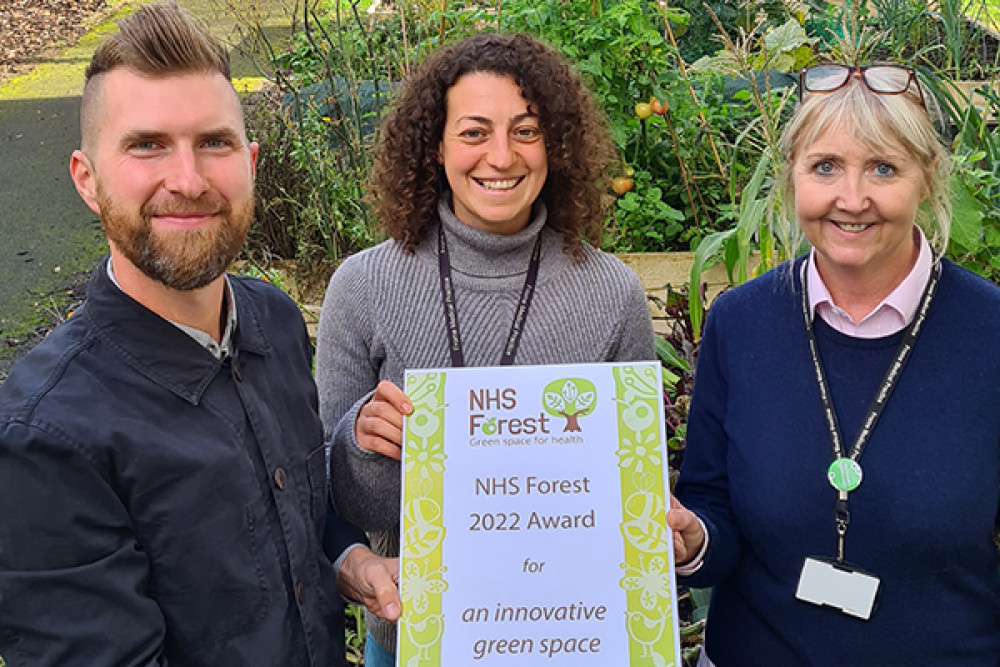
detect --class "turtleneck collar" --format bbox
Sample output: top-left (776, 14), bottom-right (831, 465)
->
top-left (435, 195), bottom-right (550, 279)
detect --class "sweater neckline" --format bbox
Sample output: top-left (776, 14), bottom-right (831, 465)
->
top-left (795, 255), bottom-right (947, 350)
top-left (435, 197), bottom-right (550, 279)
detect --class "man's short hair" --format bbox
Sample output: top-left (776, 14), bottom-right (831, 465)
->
top-left (80, 2), bottom-right (231, 150)
top-left (85, 2), bottom-right (229, 81)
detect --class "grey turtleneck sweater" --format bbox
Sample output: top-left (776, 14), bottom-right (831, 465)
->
top-left (315, 200), bottom-right (656, 653)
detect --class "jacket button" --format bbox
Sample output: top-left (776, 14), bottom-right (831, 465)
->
top-left (295, 580), bottom-right (305, 604)
top-left (273, 467), bottom-right (287, 490)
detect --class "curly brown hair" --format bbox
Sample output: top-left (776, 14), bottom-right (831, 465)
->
top-left (367, 32), bottom-right (616, 256)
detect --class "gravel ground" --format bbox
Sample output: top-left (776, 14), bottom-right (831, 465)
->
top-left (0, 0), bottom-right (113, 84)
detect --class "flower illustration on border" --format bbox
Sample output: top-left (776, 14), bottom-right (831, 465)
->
top-left (616, 430), bottom-right (662, 474)
top-left (401, 560), bottom-right (449, 615)
top-left (620, 554), bottom-right (671, 610)
top-left (404, 437), bottom-right (446, 475)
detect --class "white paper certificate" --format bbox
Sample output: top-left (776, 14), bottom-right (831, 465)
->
top-left (396, 361), bottom-right (681, 667)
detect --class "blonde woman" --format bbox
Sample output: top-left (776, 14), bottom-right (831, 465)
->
top-left (669, 64), bottom-right (1000, 665)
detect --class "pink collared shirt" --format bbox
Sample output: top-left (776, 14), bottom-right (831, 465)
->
top-left (807, 227), bottom-right (933, 337)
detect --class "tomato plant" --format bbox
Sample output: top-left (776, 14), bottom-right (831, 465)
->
top-left (612, 176), bottom-right (635, 194)
top-left (605, 169), bottom-right (686, 252)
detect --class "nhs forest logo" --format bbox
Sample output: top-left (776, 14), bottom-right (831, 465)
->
top-left (466, 376), bottom-right (596, 448)
top-left (542, 377), bottom-right (596, 433)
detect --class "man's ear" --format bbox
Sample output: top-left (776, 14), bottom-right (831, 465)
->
top-left (249, 141), bottom-right (260, 181)
top-left (69, 150), bottom-right (100, 215)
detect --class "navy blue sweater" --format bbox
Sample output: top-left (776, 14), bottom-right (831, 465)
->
top-left (676, 257), bottom-right (1000, 665)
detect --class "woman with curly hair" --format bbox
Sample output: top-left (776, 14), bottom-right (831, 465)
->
top-left (314, 32), bottom-right (655, 665)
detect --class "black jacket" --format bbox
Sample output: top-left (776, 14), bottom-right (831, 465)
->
top-left (0, 262), bottom-right (362, 666)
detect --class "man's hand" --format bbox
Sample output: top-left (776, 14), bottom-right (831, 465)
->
top-left (338, 547), bottom-right (401, 622)
top-left (354, 381), bottom-right (413, 461)
top-left (666, 494), bottom-right (706, 566)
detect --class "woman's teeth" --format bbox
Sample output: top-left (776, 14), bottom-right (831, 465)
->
top-left (835, 222), bottom-right (871, 232)
top-left (477, 178), bottom-right (521, 191)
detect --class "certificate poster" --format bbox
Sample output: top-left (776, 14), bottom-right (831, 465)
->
top-left (397, 361), bottom-right (681, 667)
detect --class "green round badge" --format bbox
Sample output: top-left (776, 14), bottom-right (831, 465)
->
top-left (827, 458), bottom-right (863, 492)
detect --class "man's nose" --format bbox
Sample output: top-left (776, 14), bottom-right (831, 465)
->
top-left (162, 148), bottom-right (209, 198)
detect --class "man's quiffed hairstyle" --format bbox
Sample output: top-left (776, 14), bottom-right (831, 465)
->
top-left (368, 32), bottom-right (617, 257)
top-left (85, 2), bottom-right (229, 81)
top-left (80, 3), bottom-right (231, 149)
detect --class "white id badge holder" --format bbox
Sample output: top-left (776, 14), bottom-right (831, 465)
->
top-left (795, 556), bottom-right (881, 620)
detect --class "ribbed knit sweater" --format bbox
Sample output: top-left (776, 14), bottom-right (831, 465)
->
top-left (676, 257), bottom-right (1000, 665)
top-left (315, 200), bottom-right (656, 652)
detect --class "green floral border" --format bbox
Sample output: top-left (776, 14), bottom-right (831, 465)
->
top-left (614, 363), bottom-right (678, 666)
top-left (398, 371), bottom-right (448, 666)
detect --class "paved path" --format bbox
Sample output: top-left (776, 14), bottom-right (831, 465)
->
top-left (0, 0), bottom-right (291, 347)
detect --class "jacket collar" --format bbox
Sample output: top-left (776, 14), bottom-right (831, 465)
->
top-left (83, 259), bottom-right (271, 405)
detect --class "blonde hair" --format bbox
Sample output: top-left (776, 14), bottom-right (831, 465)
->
top-left (777, 71), bottom-right (951, 254)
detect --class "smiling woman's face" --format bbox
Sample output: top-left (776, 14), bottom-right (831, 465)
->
top-left (793, 122), bottom-right (926, 289)
top-left (438, 72), bottom-right (548, 235)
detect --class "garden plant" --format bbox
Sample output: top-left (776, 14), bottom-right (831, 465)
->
top-left (226, 0), bottom-right (1000, 663)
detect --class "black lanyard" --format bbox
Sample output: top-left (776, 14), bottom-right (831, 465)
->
top-left (800, 257), bottom-right (940, 562)
top-left (437, 223), bottom-right (542, 368)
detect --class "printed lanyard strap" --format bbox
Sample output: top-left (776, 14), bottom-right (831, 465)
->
top-left (800, 257), bottom-right (941, 560)
top-left (437, 223), bottom-right (542, 368)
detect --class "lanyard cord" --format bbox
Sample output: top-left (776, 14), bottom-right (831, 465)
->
top-left (437, 223), bottom-right (543, 368)
top-left (800, 256), bottom-right (941, 560)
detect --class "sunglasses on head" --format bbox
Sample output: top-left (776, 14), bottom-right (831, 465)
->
top-left (798, 64), bottom-right (925, 109)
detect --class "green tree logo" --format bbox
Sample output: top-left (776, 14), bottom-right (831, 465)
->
top-left (542, 378), bottom-right (596, 432)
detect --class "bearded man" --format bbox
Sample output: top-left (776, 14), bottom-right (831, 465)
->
top-left (0, 4), bottom-right (400, 666)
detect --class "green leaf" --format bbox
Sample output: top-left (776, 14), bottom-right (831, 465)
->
top-left (950, 177), bottom-right (986, 250)
top-left (618, 193), bottom-right (641, 212)
top-left (689, 54), bottom-right (735, 76)
top-left (663, 221), bottom-right (684, 239)
top-left (661, 369), bottom-right (679, 392)
top-left (661, 206), bottom-right (685, 221)
top-left (690, 587), bottom-right (712, 622)
top-left (689, 228), bottom-right (736, 339)
top-left (577, 52), bottom-right (604, 78)
top-left (984, 224), bottom-right (1000, 247)
top-left (791, 44), bottom-right (813, 71)
top-left (763, 19), bottom-right (812, 54)
top-left (645, 186), bottom-right (664, 200)
top-left (656, 336), bottom-right (691, 372)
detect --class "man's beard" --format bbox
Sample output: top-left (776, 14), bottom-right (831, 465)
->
top-left (98, 186), bottom-right (252, 291)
